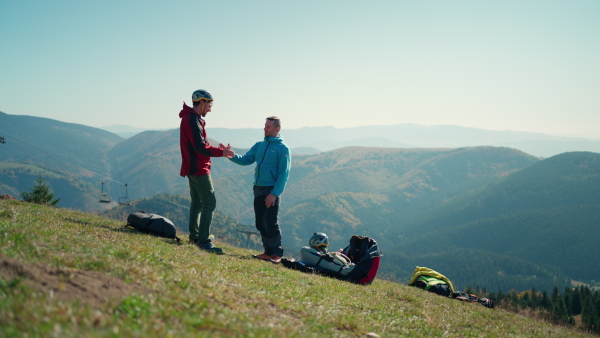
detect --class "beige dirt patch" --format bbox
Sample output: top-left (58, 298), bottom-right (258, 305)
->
top-left (0, 255), bottom-right (152, 307)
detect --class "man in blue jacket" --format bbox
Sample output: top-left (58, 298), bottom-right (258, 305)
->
top-left (228, 116), bottom-right (291, 264)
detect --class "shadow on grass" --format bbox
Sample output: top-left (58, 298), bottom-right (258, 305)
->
top-left (226, 253), bottom-right (257, 261)
top-left (61, 216), bottom-right (184, 245)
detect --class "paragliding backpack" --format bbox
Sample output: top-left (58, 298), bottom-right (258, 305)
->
top-left (340, 235), bottom-right (382, 285)
top-left (298, 247), bottom-right (356, 277)
top-left (408, 266), bottom-right (455, 297)
top-left (126, 211), bottom-right (181, 242)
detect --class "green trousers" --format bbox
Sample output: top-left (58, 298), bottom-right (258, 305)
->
top-left (187, 174), bottom-right (216, 242)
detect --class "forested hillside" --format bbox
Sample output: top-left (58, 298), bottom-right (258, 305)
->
top-left (0, 112), bottom-right (123, 212)
top-left (383, 151), bottom-right (600, 291)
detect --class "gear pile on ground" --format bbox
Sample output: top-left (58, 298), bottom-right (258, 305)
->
top-left (408, 266), bottom-right (494, 308)
top-left (281, 235), bottom-right (382, 285)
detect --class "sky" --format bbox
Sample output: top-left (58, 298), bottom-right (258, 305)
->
top-left (1, 1), bottom-right (599, 138)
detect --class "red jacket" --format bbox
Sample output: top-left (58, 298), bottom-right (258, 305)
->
top-left (179, 103), bottom-right (223, 176)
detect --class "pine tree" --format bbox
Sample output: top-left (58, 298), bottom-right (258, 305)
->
top-left (21, 175), bottom-right (60, 206)
top-left (530, 288), bottom-right (539, 309)
top-left (571, 288), bottom-right (583, 315)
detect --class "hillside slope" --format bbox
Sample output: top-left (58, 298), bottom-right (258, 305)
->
top-left (216, 146), bottom-right (539, 247)
top-left (0, 112), bottom-right (124, 211)
top-left (0, 199), bottom-right (590, 337)
top-left (0, 112), bottom-right (122, 176)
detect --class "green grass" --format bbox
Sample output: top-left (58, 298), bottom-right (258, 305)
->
top-left (0, 199), bottom-right (593, 337)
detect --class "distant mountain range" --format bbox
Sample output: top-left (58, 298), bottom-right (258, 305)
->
top-left (100, 124), bottom-right (162, 138)
top-left (100, 122), bottom-right (600, 158)
top-left (2, 111), bottom-right (600, 292)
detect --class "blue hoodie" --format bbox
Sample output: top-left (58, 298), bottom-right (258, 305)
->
top-left (229, 135), bottom-right (291, 197)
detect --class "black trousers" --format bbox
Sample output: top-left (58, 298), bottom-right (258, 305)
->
top-left (253, 185), bottom-right (283, 256)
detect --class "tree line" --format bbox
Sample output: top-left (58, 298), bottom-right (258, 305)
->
top-left (476, 285), bottom-right (600, 334)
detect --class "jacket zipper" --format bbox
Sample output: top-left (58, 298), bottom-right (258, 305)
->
top-left (256, 139), bottom-right (271, 185)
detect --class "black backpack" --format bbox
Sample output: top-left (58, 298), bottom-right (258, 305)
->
top-left (126, 211), bottom-right (181, 242)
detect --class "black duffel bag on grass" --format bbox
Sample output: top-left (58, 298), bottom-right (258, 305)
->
top-left (126, 211), bottom-right (181, 242)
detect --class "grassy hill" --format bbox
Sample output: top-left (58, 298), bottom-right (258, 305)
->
top-left (0, 199), bottom-right (592, 337)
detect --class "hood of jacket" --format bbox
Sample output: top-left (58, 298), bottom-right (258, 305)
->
top-left (179, 102), bottom-right (199, 119)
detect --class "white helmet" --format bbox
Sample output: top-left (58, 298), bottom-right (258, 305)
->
top-left (309, 232), bottom-right (329, 251)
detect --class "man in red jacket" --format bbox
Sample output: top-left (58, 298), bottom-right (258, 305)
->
top-left (179, 89), bottom-right (234, 254)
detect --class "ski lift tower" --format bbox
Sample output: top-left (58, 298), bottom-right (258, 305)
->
top-left (237, 223), bottom-right (259, 248)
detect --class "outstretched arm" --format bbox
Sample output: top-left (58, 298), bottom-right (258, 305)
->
top-left (229, 142), bottom-right (259, 166)
top-left (219, 143), bottom-right (235, 158)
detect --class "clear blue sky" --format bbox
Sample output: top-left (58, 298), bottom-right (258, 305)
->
top-left (2, 1), bottom-right (599, 138)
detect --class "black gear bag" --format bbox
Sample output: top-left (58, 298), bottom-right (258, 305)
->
top-left (126, 211), bottom-right (181, 242)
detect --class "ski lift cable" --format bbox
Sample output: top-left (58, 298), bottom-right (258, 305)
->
top-left (0, 129), bottom-right (126, 186)
top-left (160, 199), bottom-right (190, 210)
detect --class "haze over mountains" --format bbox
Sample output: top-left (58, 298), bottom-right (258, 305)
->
top-left (2, 111), bottom-right (600, 293)
top-left (103, 123), bottom-right (600, 158)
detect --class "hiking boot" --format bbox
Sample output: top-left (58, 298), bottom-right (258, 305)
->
top-left (197, 240), bottom-right (223, 255)
top-left (252, 253), bottom-right (272, 261)
top-left (269, 255), bottom-right (282, 264)
top-left (189, 239), bottom-right (199, 245)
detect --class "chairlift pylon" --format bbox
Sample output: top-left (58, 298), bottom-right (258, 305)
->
top-left (99, 181), bottom-right (112, 203)
top-left (237, 224), bottom-right (259, 248)
top-left (118, 183), bottom-right (131, 205)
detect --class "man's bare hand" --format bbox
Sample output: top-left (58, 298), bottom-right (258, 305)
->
top-left (223, 147), bottom-right (235, 158)
top-left (265, 193), bottom-right (277, 208)
top-left (220, 143), bottom-right (234, 158)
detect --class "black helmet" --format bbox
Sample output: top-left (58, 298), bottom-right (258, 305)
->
top-left (192, 89), bottom-right (213, 102)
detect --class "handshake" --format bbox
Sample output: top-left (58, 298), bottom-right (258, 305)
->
top-left (219, 143), bottom-right (235, 159)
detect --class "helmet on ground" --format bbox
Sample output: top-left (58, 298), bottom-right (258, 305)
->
top-left (192, 89), bottom-right (213, 102)
top-left (309, 232), bottom-right (329, 251)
